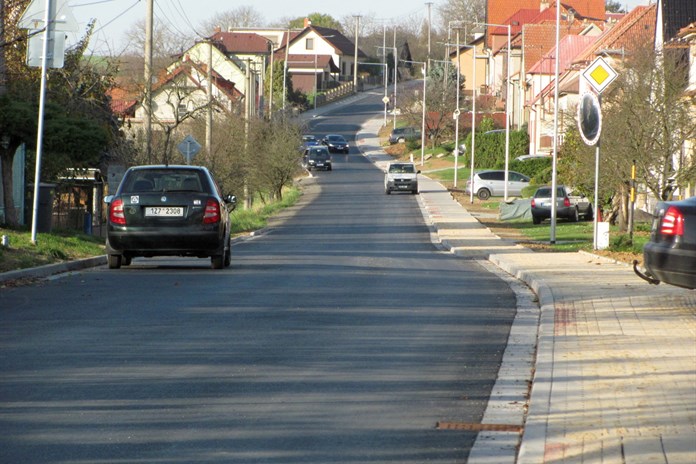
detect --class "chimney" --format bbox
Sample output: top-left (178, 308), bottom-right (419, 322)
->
top-left (304, 17), bottom-right (311, 28)
top-left (214, 25), bottom-right (221, 33)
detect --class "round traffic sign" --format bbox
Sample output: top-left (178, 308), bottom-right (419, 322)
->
top-left (577, 92), bottom-right (601, 146)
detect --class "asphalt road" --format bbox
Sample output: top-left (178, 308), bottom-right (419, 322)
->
top-left (0, 93), bottom-right (518, 463)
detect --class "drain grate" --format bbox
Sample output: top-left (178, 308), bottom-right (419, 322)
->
top-left (436, 422), bottom-right (523, 433)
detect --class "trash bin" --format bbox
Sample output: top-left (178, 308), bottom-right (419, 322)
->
top-left (29, 183), bottom-right (56, 233)
top-left (83, 212), bottom-right (92, 235)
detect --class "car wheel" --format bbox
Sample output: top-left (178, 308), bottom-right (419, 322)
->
top-left (122, 255), bottom-right (132, 266)
top-left (412, 188), bottom-right (418, 194)
top-left (328, 166), bottom-right (332, 171)
top-left (108, 254), bottom-right (122, 269)
top-left (477, 189), bottom-right (491, 200)
top-left (585, 207), bottom-right (594, 221)
top-left (211, 254), bottom-right (224, 269)
top-left (224, 238), bottom-right (231, 268)
top-left (570, 207), bottom-right (579, 222)
top-left (385, 188), bottom-right (391, 195)
top-left (532, 215), bottom-right (542, 225)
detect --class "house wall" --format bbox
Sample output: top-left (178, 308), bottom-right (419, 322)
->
top-left (174, 42), bottom-right (247, 96)
top-left (289, 31), bottom-right (348, 79)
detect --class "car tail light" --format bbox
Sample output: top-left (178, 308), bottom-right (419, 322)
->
top-left (660, 206), bottom-right (685, 236)
top-left (531, 198), bottom-right (536, 208)
top-left (110, 198), bottom-right (126, 225)
top-left (563, 197), bottom-right (571, 207)
top-left (203, 199), bottom-right (221, 224)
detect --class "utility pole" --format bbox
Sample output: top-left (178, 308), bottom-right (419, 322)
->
top-left (426, 2), bottom-right (433, 68)
top-left (206, 39), bottom-right (213, 157)
top-left (0, 0), bottom-right (6, 97)
top-left (144, 0), bottom-right (153, 163)
top-left (353, 15), bottom-right (361, 93)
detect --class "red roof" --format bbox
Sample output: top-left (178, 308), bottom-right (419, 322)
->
top-left (528, 34), bottom-right (598, 74)
top-left (573, 5), bottom-right (657, 65)
top-left (487, 0), bottom-right (605, 46)
top-left (210, 32), bottom-right (271, 54)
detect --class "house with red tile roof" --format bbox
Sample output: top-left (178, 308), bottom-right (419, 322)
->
top-left (134, 60), bottom-right (242, 125)
top-left (273, 24), bottom-right (366, 94)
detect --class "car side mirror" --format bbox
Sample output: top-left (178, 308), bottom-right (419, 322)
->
top-left (226, 194), bottom-right (237, 210)
top-left (417, 170), bottom-right (421, 174)
top-left (103, 195), bottom-right (114, 204)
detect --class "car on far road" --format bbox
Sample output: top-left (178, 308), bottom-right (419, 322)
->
top-left (303, 146), bottom-right (332, 171)
top-left (300, 135), bottom-right (319, 150)
top-left (322, 134), bottom-right (349, 153)
top-left (635, 196), bottom-right (696, 290)
top-left (389, 126), bottom-right (421, 144)
top-left (104, 165), bottom-right (237, 270)
top-left (530, 185), bottom-right (593, 224)
top-left (384, 162), bottom-right (419, 194)
top-left (465, 170), bottom-right (531, 200)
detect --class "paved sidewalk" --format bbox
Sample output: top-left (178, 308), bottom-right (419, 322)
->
top-left (357, 117), bottom-right (696, 463)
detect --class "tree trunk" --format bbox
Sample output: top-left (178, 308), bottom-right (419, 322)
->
top-left (1, 143), bottom-right (19, 226)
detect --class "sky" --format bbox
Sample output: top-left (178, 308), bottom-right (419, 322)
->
top-left (63, 0), bottom-right (652, 54)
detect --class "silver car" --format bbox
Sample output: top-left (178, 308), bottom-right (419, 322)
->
top-left (465, 170), bottom-right (531, 200)
top-left (384, 162), bottom-right (419, 194)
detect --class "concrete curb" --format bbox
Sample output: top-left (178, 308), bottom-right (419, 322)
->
top-left (0, 255), bottom-right (108, 285)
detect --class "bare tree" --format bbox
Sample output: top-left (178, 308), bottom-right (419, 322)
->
top-left (559, 43), bottom-right (696, 229)
top-left (123, 19), bottom-right (193, 61)
top-left (199, 6), bottom-right (265, 34)
top-left (436, 0), bottom-right (485, 40)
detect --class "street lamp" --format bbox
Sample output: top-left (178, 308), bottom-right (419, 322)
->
top-left (475, 21), bottom-right (512, 201)
top-left (377, 45), bottom-right (398, 130)
top-left (358, 61), bottom-right (389, 126)
top-left (401, 59), bottom-right (427, 166)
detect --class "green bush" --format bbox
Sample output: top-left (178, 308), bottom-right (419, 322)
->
top-left (462, 128), bottom-right (529, 169)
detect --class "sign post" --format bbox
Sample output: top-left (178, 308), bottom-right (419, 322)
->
top-left (177, 135), bottom-right (202, 165)
top-left (580, 57), bottom-right (618, 250)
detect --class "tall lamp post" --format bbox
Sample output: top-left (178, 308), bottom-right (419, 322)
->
top-left (448, 21), bottom-right (468, 188)
top-left (358, 61), bottom-right (389, 126)
top-left (401, 59), bottom-right (427, 166)
top-left (476, 21), bottom-right (512, 200)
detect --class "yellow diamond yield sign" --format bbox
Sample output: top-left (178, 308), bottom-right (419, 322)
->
top-left (582, 57), bottom-right (618, 94)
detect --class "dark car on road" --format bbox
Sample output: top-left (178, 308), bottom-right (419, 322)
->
top-left (635, 196), bottom-right (696, 289)
top-left (322, 134), bottom-right (349, 153)
top-left (531, 185), bottom-right (593, 224)
top-left (104, 165), bottom-right (237, 270)
top-left (303, 146), bottom-right (332, 171)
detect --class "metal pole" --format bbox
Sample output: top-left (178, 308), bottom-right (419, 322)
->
top-left (503, 25), bottom-right (511, 201)
top-left (393, 29), bottom-right (397, 130)
top-left (282, 28), bottom-right (289, 110)
top-left (144, 0), bottom-right (153, 163)
top-left (550, 0), bottom-right (561, 243)
top-left (454, 27), bottom-right (460, 187)
top-left (268, 40), bottom-right (274, 119)
top-left (421, 63), bottom-right (427, 166)
top-left (30, 0), bottom-right (53, 244)
top-left (353, 15), bottom-right (360, 93)
top-left (206, 40), bottom-right (213, 156)
top-left (593, 140), bottom-right (600, 250)
top-left (469, 40), bottom-right (477, 204)
top-left (383, 63), bottom-right (388, 127)
top-left (314, 51), bottom-right (318, 110)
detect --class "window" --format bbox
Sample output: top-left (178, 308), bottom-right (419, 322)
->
top-left (306, 38), bottom-right (314, 50)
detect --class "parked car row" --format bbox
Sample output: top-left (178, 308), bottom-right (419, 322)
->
top-left (531, 185), bottom-right (593, 224)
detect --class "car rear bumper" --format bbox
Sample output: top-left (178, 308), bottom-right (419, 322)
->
top-left (107, 227), bottom-right (224, 257)
top-left (386, 179), bottom-right (418, 191)
top-left (643, 242), bottom-right (696, 289)
top-left (531, 206), bottom-right (576, 219)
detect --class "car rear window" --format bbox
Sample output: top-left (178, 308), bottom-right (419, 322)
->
top-left (121, 169), bottom-right (208, 193)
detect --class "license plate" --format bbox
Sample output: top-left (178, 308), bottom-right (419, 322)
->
top-left (145, 207), bottom-right (184, 217)
top-left (399, 185), bottom-right (409, 189)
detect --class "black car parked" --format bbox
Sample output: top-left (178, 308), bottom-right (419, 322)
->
top-left (104, 165), bottom-right (237, 270)
top-left (635, 196), bottom-right (696, 290)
